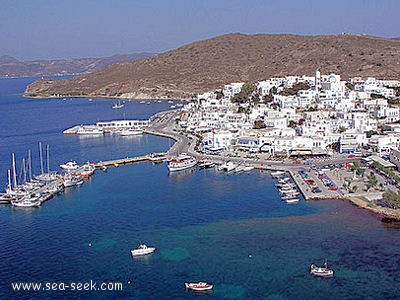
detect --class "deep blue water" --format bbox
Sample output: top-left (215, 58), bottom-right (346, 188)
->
top-left (0, 78), bottom-right (399, 300)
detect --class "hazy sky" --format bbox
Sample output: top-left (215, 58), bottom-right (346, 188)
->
top-left (1, 0), bottom-right (399, 61)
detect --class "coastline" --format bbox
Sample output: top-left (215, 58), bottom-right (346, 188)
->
top-left (148, 109), bottom-right (400, 221)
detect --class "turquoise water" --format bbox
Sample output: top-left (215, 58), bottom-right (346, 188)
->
top-left (0, 78), bottom-right (399, 299)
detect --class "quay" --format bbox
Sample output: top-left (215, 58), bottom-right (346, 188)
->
top-left (94, 152), bottom-right (168, 168)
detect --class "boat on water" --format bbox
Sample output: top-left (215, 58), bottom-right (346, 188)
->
top-left (112, 101), bottom-right (124, 109)
top-left (198, 160), bottom-right (215, 169)
top-left (271, 170), bottom-right (286, 177)
top-left (218, 161), bottom-right (237, 172)
top-left (310, 259), bottom-right (334, 278)
top-left (285, 198), bottom-right (299, 204)
top-left (130, 244), bottom-right (156, 257)
top-left (184, 282), bottom-right (213, 291)
top-left (281, 193), bottom-right (300, 201)
top-left (76, 125), bottom-right (104, 136)
top-left (167, 154), bottom-right (197, 172)
top-left (277, 177), bottom-right (291, 184)
top-left (119, 128), bottom-right (143, 136)
top-left (11, 195), bottom-right (41, 207)
top-left (63, 174), bottom-right (83, 187)
top-left (60, 161), bottom-right (79, 172)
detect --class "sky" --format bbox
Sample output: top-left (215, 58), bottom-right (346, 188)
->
top-left (1, 0), bottom-right (399, 61)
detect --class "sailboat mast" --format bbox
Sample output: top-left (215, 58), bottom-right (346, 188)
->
top-left (11, 153), bottom-right (17, 189)
top-left (46, 144), bottom-right (50, 174)
top-left (7, 169), bottom-right (12, 190)
top-left (28, 149), bottom-right (32, 181)
top-left (39, 142), bottom-right (44, 175)
top-left (22, 158), bottom-right (27, 183)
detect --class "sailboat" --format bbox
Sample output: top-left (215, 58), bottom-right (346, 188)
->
top-left (112, 100), bottom-right (124, 109)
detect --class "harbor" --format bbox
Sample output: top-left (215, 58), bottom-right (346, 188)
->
top-left (3, 107), bottom-right (399, 220)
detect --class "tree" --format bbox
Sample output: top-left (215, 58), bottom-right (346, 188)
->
top-left (215, 90), bottom-right (223, 99)
top-left (367, 173), bottom-right (378, 189)
top-left (232, 83), bottom-right (255, 103)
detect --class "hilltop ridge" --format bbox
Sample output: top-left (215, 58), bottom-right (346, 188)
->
top-left (24, 33), bottom-right (400, 99)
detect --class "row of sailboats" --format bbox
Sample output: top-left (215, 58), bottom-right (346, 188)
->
top-left (1, 143), bottom-right (96, 207)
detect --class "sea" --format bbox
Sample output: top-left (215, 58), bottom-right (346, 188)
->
top-left (0, 77), bottom-right (399, 300)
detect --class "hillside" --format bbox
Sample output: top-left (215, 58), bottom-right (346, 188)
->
top-left (0, 53), bottom-right (156, 78)
top-left (25, 33), bottom-right (400, 99)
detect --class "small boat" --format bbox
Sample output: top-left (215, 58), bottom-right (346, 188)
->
top-left (60, 161), bottom-right (79, 172)
top-left (242, 165), bottom-right (254, 172)
top-left (112, 101), bottom-right (124, 109)
top-left (218, 161), bottom-right (237, 172)
top-left (185, 282), bottom-right (213, 291)
top-left (277, 177), bottom-right (290, 184)
top-left (11, 195), bottom-right (41, 207)
top-left (119, 128), bottom-right (143, 136)
top-left (281, 194), bottom-right (300, 201)
top-left (130, 244), bottom-right (156, 257)
top-left (310, 259), bottom-right (334, 278)
top-left (198, 159), bottom-right (215, 169)
top-left (271, 170), bottom-right (286, 177)
top-left (285, 198), bottom-right (299, 204)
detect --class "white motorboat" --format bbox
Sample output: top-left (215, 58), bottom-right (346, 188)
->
top-left (281, 193), bottom-right (300, 201)
top-left (218, 161), bottom-right (237, 172)
top-left (185, 282), bottom-right (213, 291)
top-left (168, 154), bottom-right (197, 172)
top-left (11, 195), bottom-right (41, 207)
top-left (130, 244), bottom-right (156, 257)
top-left (60, 161), bottom-right (79, 172)
top-left (271, 170), bottom-right (286, 177)
top-left (285, 198), bottom-right (299, 204)
top-left (63, 174), bottom-right (83, 187)
top-left (310, 259), bottom-right (334, 278)
top-left (198, 160), bottom-right (215, 169)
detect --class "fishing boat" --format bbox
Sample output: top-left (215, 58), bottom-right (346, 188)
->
top-left (310, 259), bottom-right (334, 278)
top-left (184, 282), bottom-right (213, 291)
top-left (130, 244), bottom-right (156, 257)
top-left (167, 154), bottom-right (197, 172)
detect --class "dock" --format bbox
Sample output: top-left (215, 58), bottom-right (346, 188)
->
top-left (94, 152), bottom-right (168, 168)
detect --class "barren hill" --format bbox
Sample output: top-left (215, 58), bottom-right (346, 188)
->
top-left (25, 33), bottom-right (400, 99)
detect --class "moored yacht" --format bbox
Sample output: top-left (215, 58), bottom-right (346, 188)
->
top-left (218, 161), bottom-right (237, 172)
top-left (119, 128), bottom-right (143, 136)
top-left (60, 161), bottom-right (79, 172)
top-left (167, 154), bottom-right (197, 172)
